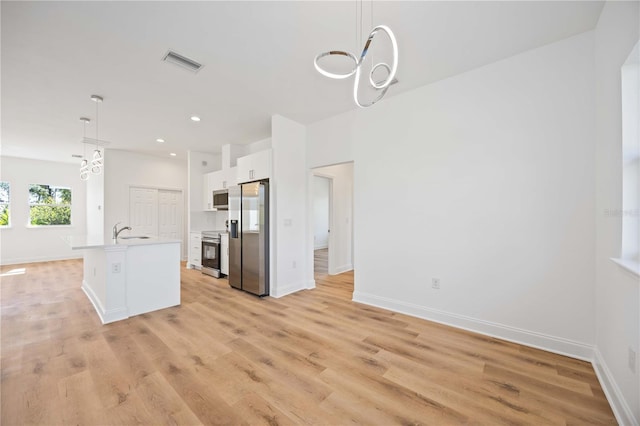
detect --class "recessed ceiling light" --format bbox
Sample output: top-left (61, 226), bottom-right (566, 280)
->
top-left (190, 116), bottom-right (201, 122)
top-left (156, 138), bottom-right (165, 143)
top-left (170, 152), bottom-right (177, 157)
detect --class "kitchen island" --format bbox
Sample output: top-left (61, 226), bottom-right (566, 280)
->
top-left (64, 235), bottom-right (181, 324)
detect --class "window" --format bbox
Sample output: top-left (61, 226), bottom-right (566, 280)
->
top-left (613, 40), bottom-right (640, 275)
top-left (28, 184), bottom-right (72, 226)
top-left (0, 182), bottom-right (9, 226)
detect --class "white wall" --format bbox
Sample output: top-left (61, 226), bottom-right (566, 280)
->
top-left (313, 176), bottom-right (330, 250)
top-left (307, 111), bottom-right (356, 169)
top-left (86, 167), bottom-right (104, 237)
top-left (594, 2), bottom-right (640, 424)
top-left (247, 138), bottom-right (272, 155)
top-left (307, 32), bottom-right (597, 358)
top-left (102, 150), bottom-right (188, 259)
top-left (188, 151), bottom-right (226, 232)
top-left (271, 115), bottom-right (308, 297)
top-left (0, 156), bottom-right (87, 264)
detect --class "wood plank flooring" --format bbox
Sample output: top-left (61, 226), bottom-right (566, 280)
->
top-left (1, 257), bottom-right (616, 425)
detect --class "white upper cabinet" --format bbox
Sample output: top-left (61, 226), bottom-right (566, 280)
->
top-left (201, 145), bottom-right (269, 210)
top-left (210, 169), bottom-right (229, 191)
top-left (209, 167), bottom-right (238, 192)
top-left (203, 172), bottom-right (215, 211)
top-left (203, 167), bottom-right (239, 210)
top-left (237, 149), bottom-right (272, 183)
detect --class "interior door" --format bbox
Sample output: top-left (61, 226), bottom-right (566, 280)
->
top-left (158, 190), bottom-right (182, 239)
top-left (129, 187), bottom-right (158, 236)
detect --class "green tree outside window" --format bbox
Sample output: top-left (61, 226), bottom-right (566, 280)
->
top-left (0, 182), bottom-right (9, 226)
top-left (29, 184), bottom-right (72, 226)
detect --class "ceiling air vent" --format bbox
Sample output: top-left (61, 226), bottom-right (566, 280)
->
top-left (162, 50), bottom-right (203, 73)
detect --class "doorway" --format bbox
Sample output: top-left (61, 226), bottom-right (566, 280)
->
top-left (313, 175), bottom-right (331, 275)
top-left (311, 163), bottom-right (353, 280)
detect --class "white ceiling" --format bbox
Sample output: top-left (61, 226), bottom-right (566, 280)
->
top-left (1, 1), bottom-right (604, 164)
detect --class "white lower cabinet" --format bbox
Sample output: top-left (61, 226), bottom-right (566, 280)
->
top-left (221, 233), bottom-right (229, 276)
top-left (189, 232), bottom-right (202, 269)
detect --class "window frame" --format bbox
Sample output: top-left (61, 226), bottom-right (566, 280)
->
top-left (0, 181), bottom-right (10, 228)
top-left (612, 40), bottom-right (640, 277)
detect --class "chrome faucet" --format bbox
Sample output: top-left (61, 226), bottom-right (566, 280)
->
top-left (112, 222), bottom-right (132, 240)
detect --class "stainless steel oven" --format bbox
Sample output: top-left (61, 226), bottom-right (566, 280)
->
top-left (201, 232), bottom-right (221, 278)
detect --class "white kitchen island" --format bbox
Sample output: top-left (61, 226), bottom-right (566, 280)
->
top-left (64, 235), bottom-right (181, 324)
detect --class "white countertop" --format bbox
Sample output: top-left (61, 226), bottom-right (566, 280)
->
top-left (63, 235), bottom-right (181, 250)
top-left (201, 229), bottom-right (228, 234)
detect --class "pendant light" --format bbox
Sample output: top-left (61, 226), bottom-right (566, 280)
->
top-left (314, 0), bottom-right (398, 108)
top-left (79, 117), bottom-right (91, 181)
top-left (90, 95), bottom-right (104, 175)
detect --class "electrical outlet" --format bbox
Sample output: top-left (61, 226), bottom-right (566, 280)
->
top-left (112, 263), bottom-right (121, 274)
top-left (629, 347), bottom-right (637, 373)
top-left (432, 278), bottom-right (440, 290)
top-left (292, 260), bottom-right (297, 269)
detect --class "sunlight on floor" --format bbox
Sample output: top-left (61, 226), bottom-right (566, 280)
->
top-left (1, 268), bottom-right (26, 277)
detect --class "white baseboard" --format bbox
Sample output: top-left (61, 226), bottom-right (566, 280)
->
top-left (314, 245), bottom-right (328, 250)
top-left (306, 279), bottom-right (316, 290)
top-left (330, 263), bottom-right (353, 275)
top-left (271, 280), bottom-right (307, 298)
top-left (81, 281), bottom-right (128, 324)
top-left (593, 348), bottom-right (638, 426)
top-left (352, 291), bottom-right (594, 361)
top-left (1, 254), bottom-right (82, 266)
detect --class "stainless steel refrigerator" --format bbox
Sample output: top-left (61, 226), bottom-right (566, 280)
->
top-left (228, 180), bottom-right (269, 296)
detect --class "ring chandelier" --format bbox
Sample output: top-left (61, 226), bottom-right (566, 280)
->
top-left (314, 24), bottom-right (398, 108)
top-left (78, 95), bottom-right (109, 181)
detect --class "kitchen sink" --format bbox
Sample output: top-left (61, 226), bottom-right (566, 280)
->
top-left (119, 236), bottom-right (150, 240)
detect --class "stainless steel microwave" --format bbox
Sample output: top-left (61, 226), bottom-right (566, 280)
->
top-left (212, 190), bottom-right (228, 210)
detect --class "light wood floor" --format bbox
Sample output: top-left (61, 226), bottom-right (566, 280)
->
top-left (1, 257), bottom-right (616, 425)
top-left (314, 248), bottom-right (328, 275)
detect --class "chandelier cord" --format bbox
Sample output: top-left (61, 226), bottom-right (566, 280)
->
top-left (95, 98), bottom-right (99, 144)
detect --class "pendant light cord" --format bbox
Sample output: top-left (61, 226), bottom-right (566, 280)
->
top-left (370, 0), bottom-right (374, 65)
top-left (356, 0), bottom-right (361, 51)
top-left (95, 99), bottom-right (99, 144)
top-left (360, 0), bottom-right (363, 49)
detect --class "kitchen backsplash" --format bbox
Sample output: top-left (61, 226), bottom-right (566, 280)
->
top-left (191, 211), bottom-right (228, 232)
